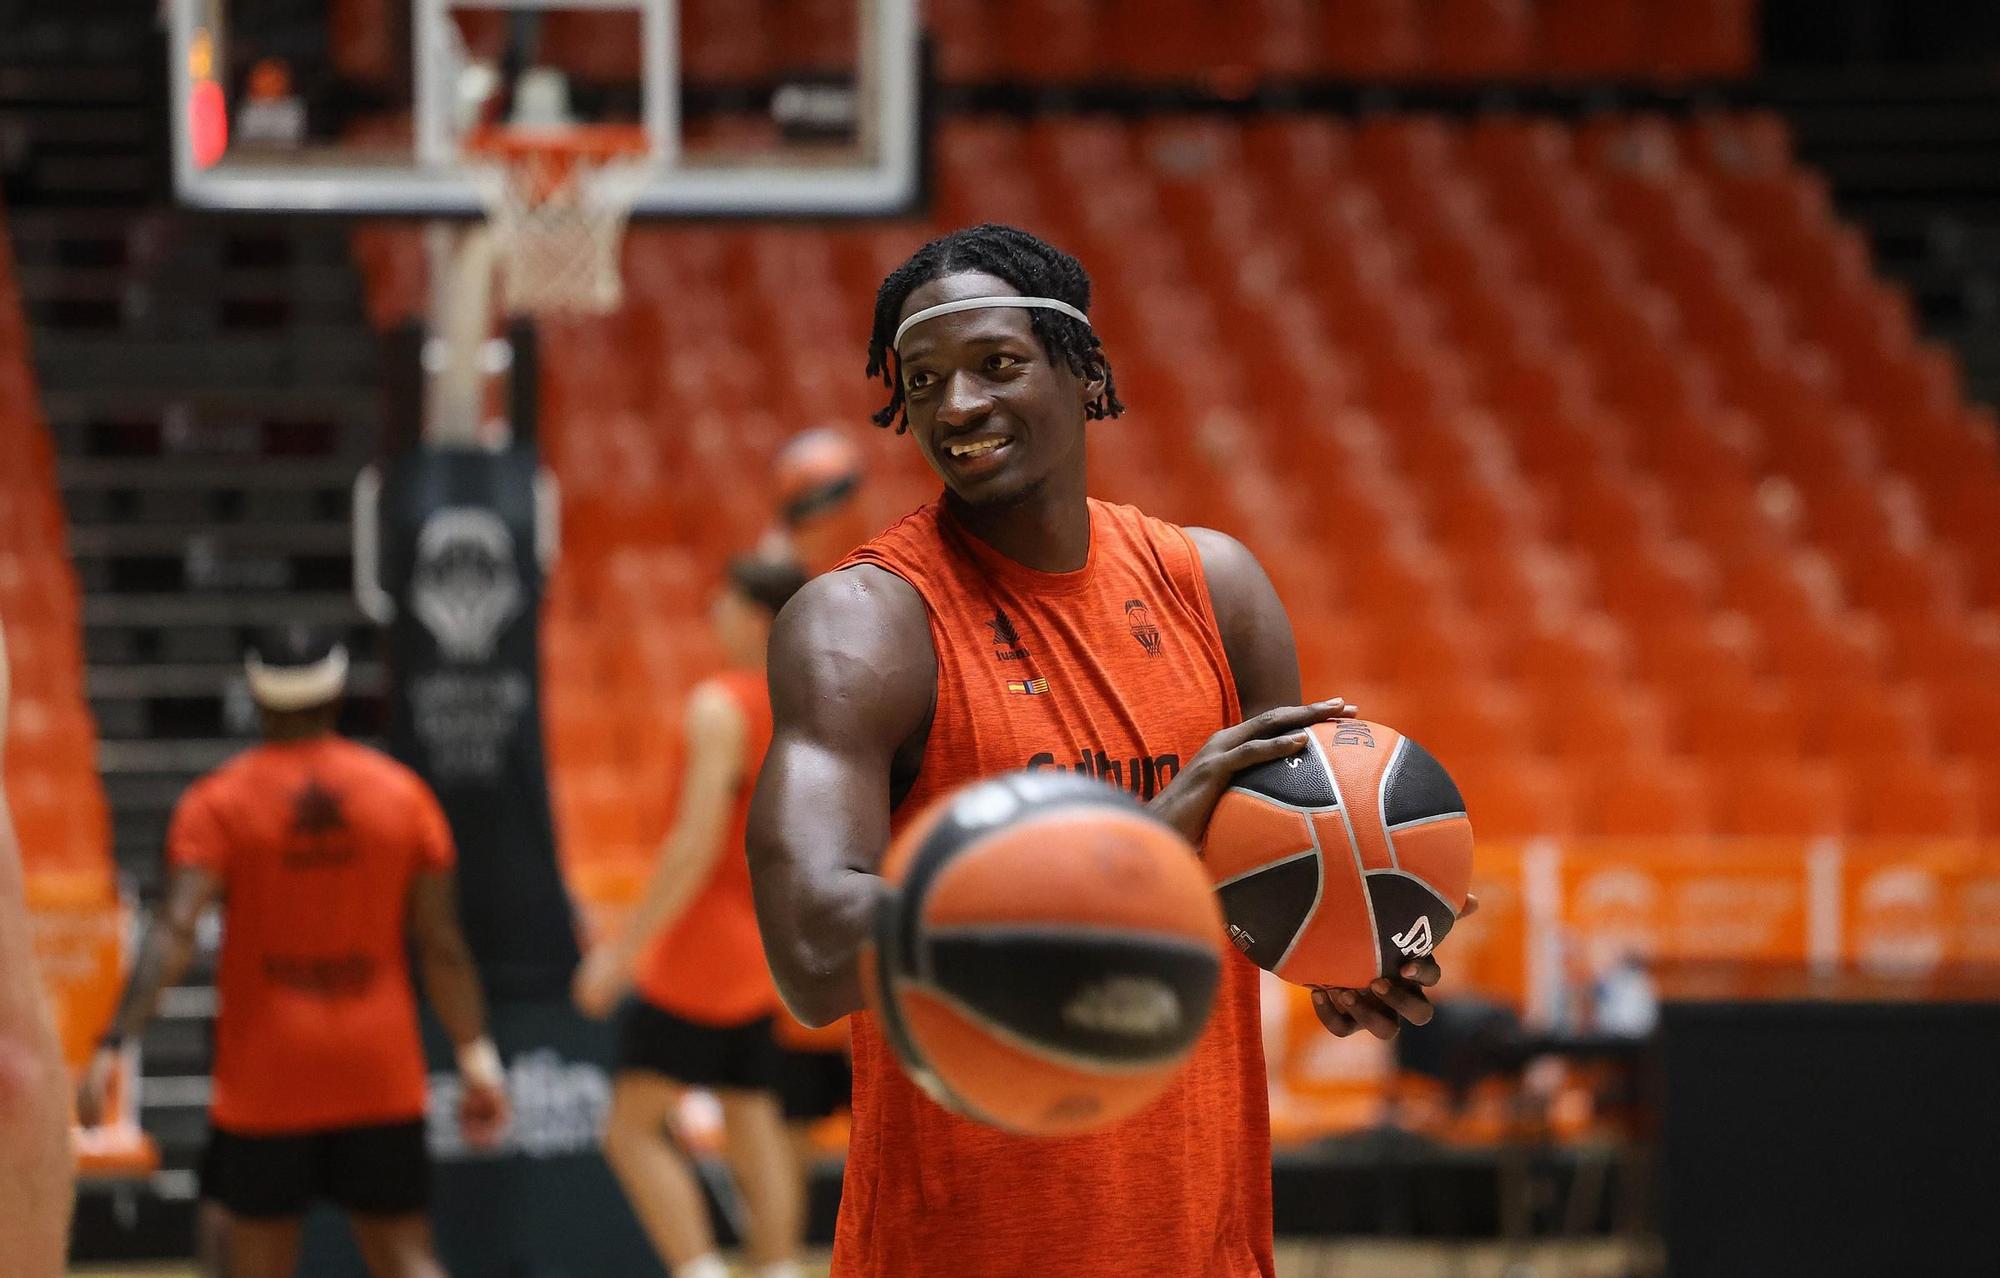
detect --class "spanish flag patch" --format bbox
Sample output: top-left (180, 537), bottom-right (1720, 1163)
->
top-left (1006, 678), bottom-right (1050, 696)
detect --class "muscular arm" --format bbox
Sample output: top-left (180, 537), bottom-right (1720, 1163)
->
top-left (746, 566), bottom-right (935, 1028)
top-left (1185, 527), bottom-right (1305, 718)
top-left (103, 865), bottom-right (221, 1048)
top-left (0, 624), bottom-right (74, 1276)
top-left (408, 870), bottom-right (489, 1051)
top-left (610, 683), bottom-right (747, 969)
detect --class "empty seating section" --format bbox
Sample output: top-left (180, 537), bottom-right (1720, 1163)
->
top-left (931, 0), bottom-right (1756, 83)
top-left (342, 112), bottom-right (2000, 874)
top-left (341, 111), bottom-right (2000, 1152)
top-left (324, 0), bottom-right (1755, 90)
top-left (0, 197), bottom-right (109, 896)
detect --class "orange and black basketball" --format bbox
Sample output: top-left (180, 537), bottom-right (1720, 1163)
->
top-left (1204, 719), bottom-right (1473, 989)
top-left (864, 771), bottom-right (1225, 1136)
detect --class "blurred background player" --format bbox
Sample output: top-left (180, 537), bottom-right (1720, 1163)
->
top-left (76, 625), bottom-right (509, 1278)
top-left (755, 427), bottom-right (864, 1178)
top-left (757, 426), bottom-right (869, 577)
top-left (769, 1005), bottom-right (850, 1229)
top-left (0, 620), bottom-right (73, 1278)
top-left (573, 555), bottom-right (812, 1278)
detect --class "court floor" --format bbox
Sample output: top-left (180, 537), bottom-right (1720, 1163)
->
top-left (73, 1239), bottom-right (1657, 1277)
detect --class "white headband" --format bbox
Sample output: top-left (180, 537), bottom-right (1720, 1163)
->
top-left (893, 295), bottom-right (1092, 350)
top-left (245, 645), bottom-right (349, 711)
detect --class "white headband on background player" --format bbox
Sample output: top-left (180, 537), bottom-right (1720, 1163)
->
top-left (893, 296), bottom-right (1092, 351)
top-left (245, 645), bottom-right (350, 711)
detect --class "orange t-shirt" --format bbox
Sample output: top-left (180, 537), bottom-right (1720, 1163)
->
top-left (633, 669), bottom-right (781, 1025)
top-left (166, 737), bottom-right (455, 1134)
top-left (833, 498), bottom-right (1274, 1278)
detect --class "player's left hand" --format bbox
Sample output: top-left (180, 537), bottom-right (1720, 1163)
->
top-left (1311, 894), bottom-right (1478, 1040)
top-left (571, 945), bottom-right (631, 1020)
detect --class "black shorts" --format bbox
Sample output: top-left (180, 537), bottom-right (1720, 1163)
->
top-left (202, 1119), bottom-right (429, 1220)
top-left (778, 1047), bottom-right (852, 1123)
top-left (618, 999), bottom-right (780, 1094)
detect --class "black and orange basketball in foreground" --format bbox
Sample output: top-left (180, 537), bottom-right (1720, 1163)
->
top-left (1205, 719), bottom-right (1473, 989)
top-left (865, 771), bottom-right (1225, 1136)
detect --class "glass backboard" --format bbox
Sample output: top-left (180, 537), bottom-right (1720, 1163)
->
top-left (165, 0), bottom-right (922, 217)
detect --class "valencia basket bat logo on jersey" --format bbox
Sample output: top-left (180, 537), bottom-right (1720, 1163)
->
top-left (1124, 599), bottom-right (1162, 657)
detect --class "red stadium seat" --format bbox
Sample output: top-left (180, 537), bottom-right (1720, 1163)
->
top-left (1927, 681), bottom-right (2000, 758)
top-left (1759, 611), bottom-right (1890, 686)
top-left (1510, 613), bottom-right (1631, 686)
top-left (1797, 678), bottom-right (1938, 762)
top-left (1321, 0), bottom-right (1424, 77)
top-left (1, 195), bottom-right (106, 888)
top-left (1883, 611), bottom-right (2000, 685)
top-left (1712, 760), bottom-right (1847, 837)
top-left (1388, 681), bottom-right (1531, 764)
top-left (1594, 539), bottom-right (1720, 621)
top-left (1845, 759), bottom-right (1981, 838)
top-left (1628, 614), bottom-right (1762, 691)
top-left (1373, 607), bottom-right (1500, 683)
top-left (1973, 760), bottom-right (2000, 837)
top-left (1584, 758), bottom-right (1715, 836)
top-left (1455, 755), bottom-right (1579, 837)
top-left (1532, 681), bottom-right (1673, 760)
top-left (1676, 684), bottom-right (1803, 761)
top-left (1842, 542), bottom-right (1969, 620)
top-left (1426, 0), bottom-right (1532, 80)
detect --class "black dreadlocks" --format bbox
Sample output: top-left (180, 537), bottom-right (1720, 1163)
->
top-left (865, 224), bottom-right (1125, 433)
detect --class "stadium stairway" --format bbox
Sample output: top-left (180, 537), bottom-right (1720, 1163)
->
top-left (1776, 70), bottom-right (2000, 406)
top-left (4, 11), bottom-right (390, 1249)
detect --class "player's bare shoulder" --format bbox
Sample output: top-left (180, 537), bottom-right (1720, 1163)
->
top-left (1182, 526), bottom-right (1280, 622)
top-left (767, 564), bottom-right (935, 739)
top-left (1181, 525), bottom-right (1300, 711)
top-left (1182, 525), bottom-right (1260, 582)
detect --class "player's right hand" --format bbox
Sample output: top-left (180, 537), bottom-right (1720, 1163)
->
top-left (75, 1044), bottom-right (119, 1128)
top-left (456, 1038), bottom-right (510, 1149)
top-left (1148, 698), bottom-right (1360, 847)
top-left (458, 1075), bottom-right (509, 1149)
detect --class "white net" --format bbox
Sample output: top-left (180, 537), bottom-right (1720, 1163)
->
top-left (479, 149), bottom-right (647, 317)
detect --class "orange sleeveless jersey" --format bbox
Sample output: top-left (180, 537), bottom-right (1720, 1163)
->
top-left (834, 498), bottom-right (1275, 1278)
top-left (166, 737), bottom-right (454, 1134)
top-left (634, 669), bottom-right (781, 1025)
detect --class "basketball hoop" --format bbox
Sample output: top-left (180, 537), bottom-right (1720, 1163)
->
top-left (466, 125), bottom-right (651, 317)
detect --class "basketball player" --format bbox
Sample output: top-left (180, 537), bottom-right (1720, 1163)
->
top-left (747, 225), bottom-right (1466, 1275)
top-left (0, 620), bottom-right (73, 1278)
top-left (77, 625), bottom-right (509, 1278)
top-left (755, 426), bottom-right (869, 576)
top-left (572, 555), bottom-right (811, 1278)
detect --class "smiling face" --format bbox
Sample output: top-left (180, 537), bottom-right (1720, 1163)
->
top-left (893, 271), bottom-right (1103, 510)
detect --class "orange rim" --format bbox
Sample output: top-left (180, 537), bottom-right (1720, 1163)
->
top-left (465, 125), bottom-right (650, 204)
top-left (464, 123), bottom-right (651, 166)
